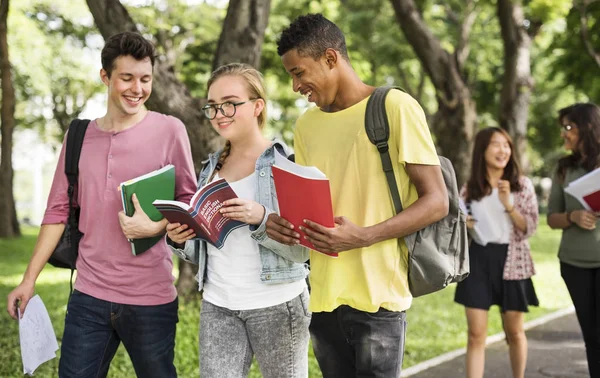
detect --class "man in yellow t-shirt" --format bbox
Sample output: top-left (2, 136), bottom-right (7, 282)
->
top-left (267, 14), bottom-right (449, 378)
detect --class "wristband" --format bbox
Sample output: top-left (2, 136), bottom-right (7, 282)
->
top-left (566, 211), bottom-right (573, 224)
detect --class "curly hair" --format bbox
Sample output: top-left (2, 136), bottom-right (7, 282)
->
top-left (277, 13), bottom-right (349, 61)
top-left (556, 103), bottom-right (600, 182)
top-left (466, 127), bottom-right (522, 202)
top-left (101, 31), bottom-right (156, 78)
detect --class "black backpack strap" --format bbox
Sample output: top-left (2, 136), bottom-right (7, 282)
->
top-left (64, 119), bottom-right (90, 224)
top-left (365, 86), bottom-right (404, 214)
top-left (64, 119), bottom-right (90, 293)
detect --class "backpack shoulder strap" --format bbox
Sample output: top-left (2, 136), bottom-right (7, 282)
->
top-left (65, 119), bottom-right (91, 188)
top-left (365, 86), bottom-right (404, 214)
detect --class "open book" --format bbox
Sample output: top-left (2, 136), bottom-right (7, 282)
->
top-left (153, 178), bottom-right (244, 249)
top-left (120, 165), bottom-right (175, 255)
top-left (272, 150), bottom-right (337, 256)
top-left (565, 168), bottom-right (600, 212)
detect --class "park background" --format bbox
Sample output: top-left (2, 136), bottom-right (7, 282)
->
top-left (0, 0), bottom-right (598, 376)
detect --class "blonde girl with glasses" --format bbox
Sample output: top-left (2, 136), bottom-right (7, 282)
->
top-left (166, 63), bottom-right (311, 378)
top-left (548, 103), bottom-right (600, 378)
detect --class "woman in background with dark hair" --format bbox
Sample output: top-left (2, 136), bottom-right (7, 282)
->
top-left (547, 102), bottom-right (600, 378)
top-left (455, 127), bottom-right (539, 378)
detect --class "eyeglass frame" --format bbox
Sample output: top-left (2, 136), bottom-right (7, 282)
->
top-left (561, 123), bottom-right (575, 132)
top-left (201, 98), bottom-right (259, 120)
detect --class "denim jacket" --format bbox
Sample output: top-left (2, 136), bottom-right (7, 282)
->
top-left (169, 140), bottom-right (310, 290)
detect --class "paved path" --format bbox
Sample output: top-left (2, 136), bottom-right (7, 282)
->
top-left (405, 310), bottom-right (589, 378)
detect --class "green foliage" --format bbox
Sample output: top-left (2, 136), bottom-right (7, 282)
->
top-left (549, 1), bottom-right (600, 101)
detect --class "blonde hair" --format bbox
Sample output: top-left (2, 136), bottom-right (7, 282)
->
top-left (207, 63), bottom-right (268, 180)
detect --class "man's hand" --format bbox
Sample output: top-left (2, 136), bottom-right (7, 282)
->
top-left (265, 213), bottom-right (300, 245)
top-left (300, 216), bottom-right (369, 254)
top-left (166, 222), bottom-right (196, 244)
top-left (7, 281), bottom-right (35, 320)
top-left (118, 193), bottom-right (165, 240)
top-left (220, 199), bottom-right (265, 225)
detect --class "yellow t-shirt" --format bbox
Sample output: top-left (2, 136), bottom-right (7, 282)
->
top-left (294, 89), bottom-right (439, 313)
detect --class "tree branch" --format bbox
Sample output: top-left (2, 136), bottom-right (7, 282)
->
top-left (455, 0), bottom-right (477, 72)
top-left (579, 0), bottom-right (600, 68)
top-left (389, 0), bottom-right (452, 92)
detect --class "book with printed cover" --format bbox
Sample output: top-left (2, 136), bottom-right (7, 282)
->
top-left (153, 178), bottom-right (244, 249)
top-left (271, 150), bottom-right (337, 257)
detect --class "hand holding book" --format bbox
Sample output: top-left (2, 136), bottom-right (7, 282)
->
top-left (219, 198), bottom-right (266, 225)
top-left (154, 178), bottom-right (245, 249)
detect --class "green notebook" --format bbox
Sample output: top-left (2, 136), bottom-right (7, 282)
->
top-left (119, 164), bottom-right (176, 255)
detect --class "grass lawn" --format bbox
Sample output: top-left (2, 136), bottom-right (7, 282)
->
top-left (0, 219), bottom-right (571, 377)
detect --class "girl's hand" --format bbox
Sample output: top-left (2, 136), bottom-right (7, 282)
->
top-left (571, 210), bottom-right (598, 230)
top-left (220, 199), bottom-right (265, 225)
top-left (498, 179), bottom-right (512, 210)
top-left (166, 222), bottom-right (196, 244)
top-left (466, 215), bottom-right (477, 230)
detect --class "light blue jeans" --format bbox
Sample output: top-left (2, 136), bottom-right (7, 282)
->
top-left (199, 289), bottom-right (311, 378)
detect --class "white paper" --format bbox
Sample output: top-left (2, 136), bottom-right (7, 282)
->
top-left (18, 295), bottom-right (59, 376)
top-left (458, 197), bottom-right (468, 215)
top-left (564, 168), bottom-right (600, 211)
top-left (273, 149), bottom-right (327, 179)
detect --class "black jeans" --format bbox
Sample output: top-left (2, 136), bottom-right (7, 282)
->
top-left (561, 262), bottom-right (600, 378)
top-left (309, 305), bottom-right (407, 378)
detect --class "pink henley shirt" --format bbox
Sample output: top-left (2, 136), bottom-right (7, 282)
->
top-left (42, 111), bottom-right (197, 305)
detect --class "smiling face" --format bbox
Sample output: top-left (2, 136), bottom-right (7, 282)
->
top-left (560, 116), bottom-right (580, 152)
top-left (101, 55), bottom-right (152, 117)
top-left (281, 48), bottom-right (337, 110)
top-left (484, 132), bottom-right (512, 170)
top-left (206, 75), bottom-right (264, 142)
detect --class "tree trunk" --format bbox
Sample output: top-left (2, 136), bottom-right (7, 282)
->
top-left (498, 0), bottom-right (533, 172)
top-left (389, 0), bottom-right (477, 186)
top-left (0, 0), bottom-right (20, 238)
top-left (212, 0), bottom-right (271, 70)
top-left (86, 0), bottom-right (271, 297)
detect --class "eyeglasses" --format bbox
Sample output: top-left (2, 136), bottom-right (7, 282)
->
top-left (201, 99), bottom-right (258, 120)
top-left (561, 123), bottom-right (575, 132)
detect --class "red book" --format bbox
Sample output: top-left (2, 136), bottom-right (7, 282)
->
top-left (272, 151), bottom-right (337, 257)
top-left (583, 191), bottom-right (600, 212)
top-left (565, 168), bottom-right (600, 212)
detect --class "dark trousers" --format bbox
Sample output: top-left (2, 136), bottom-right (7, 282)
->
top-left (58, 290), bottom-right (178, 378)
top-left (561, 262), bottom-right (600, 378)
top-left (309, 305), bottom-right (407, 378)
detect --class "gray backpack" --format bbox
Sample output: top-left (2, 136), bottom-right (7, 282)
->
top-left (365, 86), bottom-right (469, 297)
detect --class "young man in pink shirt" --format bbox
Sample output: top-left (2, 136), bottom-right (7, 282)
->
top-left (6, 32), bottom-right (197, 377)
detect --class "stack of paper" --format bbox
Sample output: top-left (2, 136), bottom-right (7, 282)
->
top-left (18, 295), bottom-right (59, 376)
top-left (565, 168), bottom-right (600, 212)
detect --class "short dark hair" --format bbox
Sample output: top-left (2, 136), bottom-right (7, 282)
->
top-left (277, 13), bottom-right (349, 61)
top-left (101, 31), bottom-right (156, 77)
top-left (556, 102), bottom-right (600, 181)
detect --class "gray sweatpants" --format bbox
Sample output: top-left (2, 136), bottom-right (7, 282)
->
top-left (199, 289), bottom-right (311, 378)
